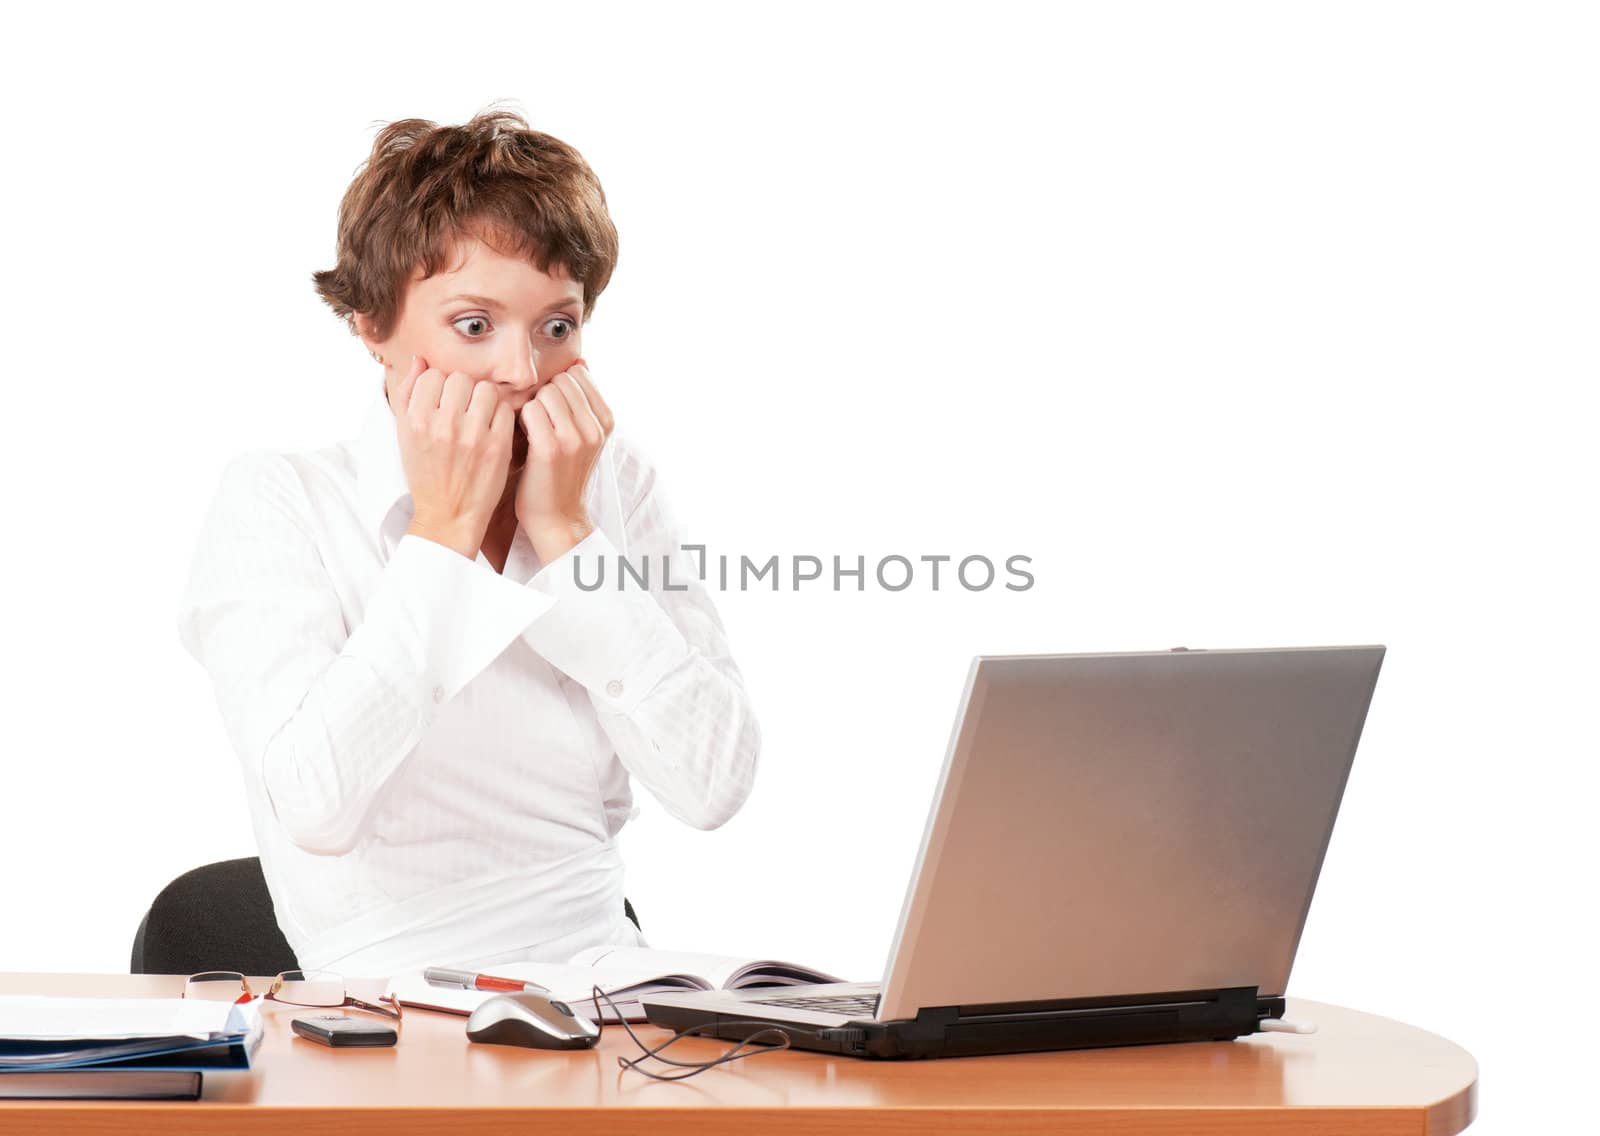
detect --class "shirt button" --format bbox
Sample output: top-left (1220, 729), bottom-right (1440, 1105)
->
top-left (432, 685), bottom-right (447, 705)
top-left (606, 679), bottom-right (624, 698)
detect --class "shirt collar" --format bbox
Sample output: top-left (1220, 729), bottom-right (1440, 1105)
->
top-left (353, 383), bottom-right (412, 542)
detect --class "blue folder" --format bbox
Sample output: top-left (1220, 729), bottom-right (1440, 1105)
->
top-left (0, 1002), bottom-right (262, 1074)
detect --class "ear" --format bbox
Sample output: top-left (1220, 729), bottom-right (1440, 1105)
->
top-left (353, 311), bottom-right (382, 354)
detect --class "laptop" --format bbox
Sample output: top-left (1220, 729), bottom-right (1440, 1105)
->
top-left (642, 645), bottom-right (1386, 1059)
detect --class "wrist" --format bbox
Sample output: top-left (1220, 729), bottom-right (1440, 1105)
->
top-left (522, 513), bottom-right (594, 561)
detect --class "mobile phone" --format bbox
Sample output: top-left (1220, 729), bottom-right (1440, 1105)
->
top-left (290, 1013), bottom-right (398, 1048)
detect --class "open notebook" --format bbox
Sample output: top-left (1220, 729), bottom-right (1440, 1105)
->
top-left (384, 945), bottom-right (850, 1023)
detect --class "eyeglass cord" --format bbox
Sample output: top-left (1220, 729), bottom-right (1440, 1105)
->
top-left (588, 983), bottom-right (823, 1081)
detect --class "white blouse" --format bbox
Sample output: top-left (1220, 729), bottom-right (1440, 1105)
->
top-left (176, 384), bottom-right (761, 977)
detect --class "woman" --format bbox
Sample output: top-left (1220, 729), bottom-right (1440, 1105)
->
top-left (176, 110), bottom-right (761, 978)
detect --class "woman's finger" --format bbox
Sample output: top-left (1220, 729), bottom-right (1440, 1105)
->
top-left (438, 371), bottom-right (473, 421)
top-left (409, 364), bottom-right (444, 421)
top-left (466, 378), bottom-right (501, 443)
top-left (567, 364), bottom-right (613, 434)
top-left (534, 383), bottom-right (582, 450)
top-left (520, 399), bottom-right (555, 452)
top-left (551, 372), bottom-right (602, 445)
top-left (394, 353), bottom-right (427, 414)
top-left (490, 398), bottom-right (515, 452)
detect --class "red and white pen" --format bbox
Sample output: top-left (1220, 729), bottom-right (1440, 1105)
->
top-left (423, 967), bottom-right (550, 995)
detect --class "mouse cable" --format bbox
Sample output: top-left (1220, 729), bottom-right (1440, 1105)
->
top-left (588, 983), bottom-right (813, 1081)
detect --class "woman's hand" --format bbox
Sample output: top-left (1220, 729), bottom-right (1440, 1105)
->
top-left (393, 354), bottom-right (515, 560)
top-left (516, 360), bottom-right (614, 563)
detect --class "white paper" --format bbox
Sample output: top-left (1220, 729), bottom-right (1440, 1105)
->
top-left (0, 996), bottom-right (241, 1041)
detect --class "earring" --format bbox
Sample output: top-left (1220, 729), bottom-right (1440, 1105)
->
top-left (370, 349), bottom-right (385, 365)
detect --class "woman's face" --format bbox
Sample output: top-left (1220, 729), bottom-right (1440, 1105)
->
top-left (360, 232), bottom-right (586, 451)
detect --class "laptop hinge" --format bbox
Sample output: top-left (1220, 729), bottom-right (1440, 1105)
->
top-left (865, 986), bottom-right (1273, 1060)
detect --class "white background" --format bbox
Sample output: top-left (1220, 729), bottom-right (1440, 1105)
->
top-left (1, 1), bottom-right (1593, 1129)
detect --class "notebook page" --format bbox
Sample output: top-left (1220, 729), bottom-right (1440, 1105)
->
top-left (566, 945), bottom-right (749, 987)
top-left (565, 945), bottom-right (846, 989)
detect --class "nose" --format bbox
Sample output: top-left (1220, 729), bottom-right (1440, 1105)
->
top-left (499, 340), bottom-right (541, 396)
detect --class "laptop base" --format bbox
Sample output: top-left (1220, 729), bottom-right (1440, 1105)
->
top-left (643, 985), bottom-right (1285, 1060)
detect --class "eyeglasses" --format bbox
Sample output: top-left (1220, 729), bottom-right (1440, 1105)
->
top-left (183, 970), bottom-right (403, 1023)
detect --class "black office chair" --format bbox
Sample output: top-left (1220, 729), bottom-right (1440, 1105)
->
top-left (130, 857), bottom-right (642, 975)
top-left (130, 857), bottom-right (298, 975)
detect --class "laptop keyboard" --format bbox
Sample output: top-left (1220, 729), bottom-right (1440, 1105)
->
top-left (743, 991), bottom-right (881, 1018)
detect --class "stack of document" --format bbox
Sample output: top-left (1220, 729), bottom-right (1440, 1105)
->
top-left (0, 995), bottom-right (263, 1100)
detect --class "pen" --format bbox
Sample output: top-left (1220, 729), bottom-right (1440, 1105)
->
top-left (424, 967), bottom-right (551, 995)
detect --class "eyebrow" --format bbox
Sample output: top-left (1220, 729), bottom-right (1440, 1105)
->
top-left (441, 292), bottom-right (583, 313)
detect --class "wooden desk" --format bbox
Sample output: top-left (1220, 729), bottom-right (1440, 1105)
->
top-left (0, 973), bottom-right (1476, 1134)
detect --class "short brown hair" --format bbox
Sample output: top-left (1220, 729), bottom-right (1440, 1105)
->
top-left (312, 108), bottom-right (619, 343)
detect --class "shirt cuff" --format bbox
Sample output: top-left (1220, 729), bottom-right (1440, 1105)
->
top-left (521, 527), bottom-right (692, 714)
top-left (361, 532), bottom-right (557, 709)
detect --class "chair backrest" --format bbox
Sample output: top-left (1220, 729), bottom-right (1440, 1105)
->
top-left (131, 857), bottom-right (644, 975)
top-left (130, 857), bottom-right (298, 975)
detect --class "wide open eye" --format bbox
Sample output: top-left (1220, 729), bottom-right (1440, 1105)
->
top-left (453, 315), bottom-right (491, 338)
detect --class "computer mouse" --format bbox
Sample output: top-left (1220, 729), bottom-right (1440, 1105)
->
top-left (465, 991), bottom-right (600, 1050)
